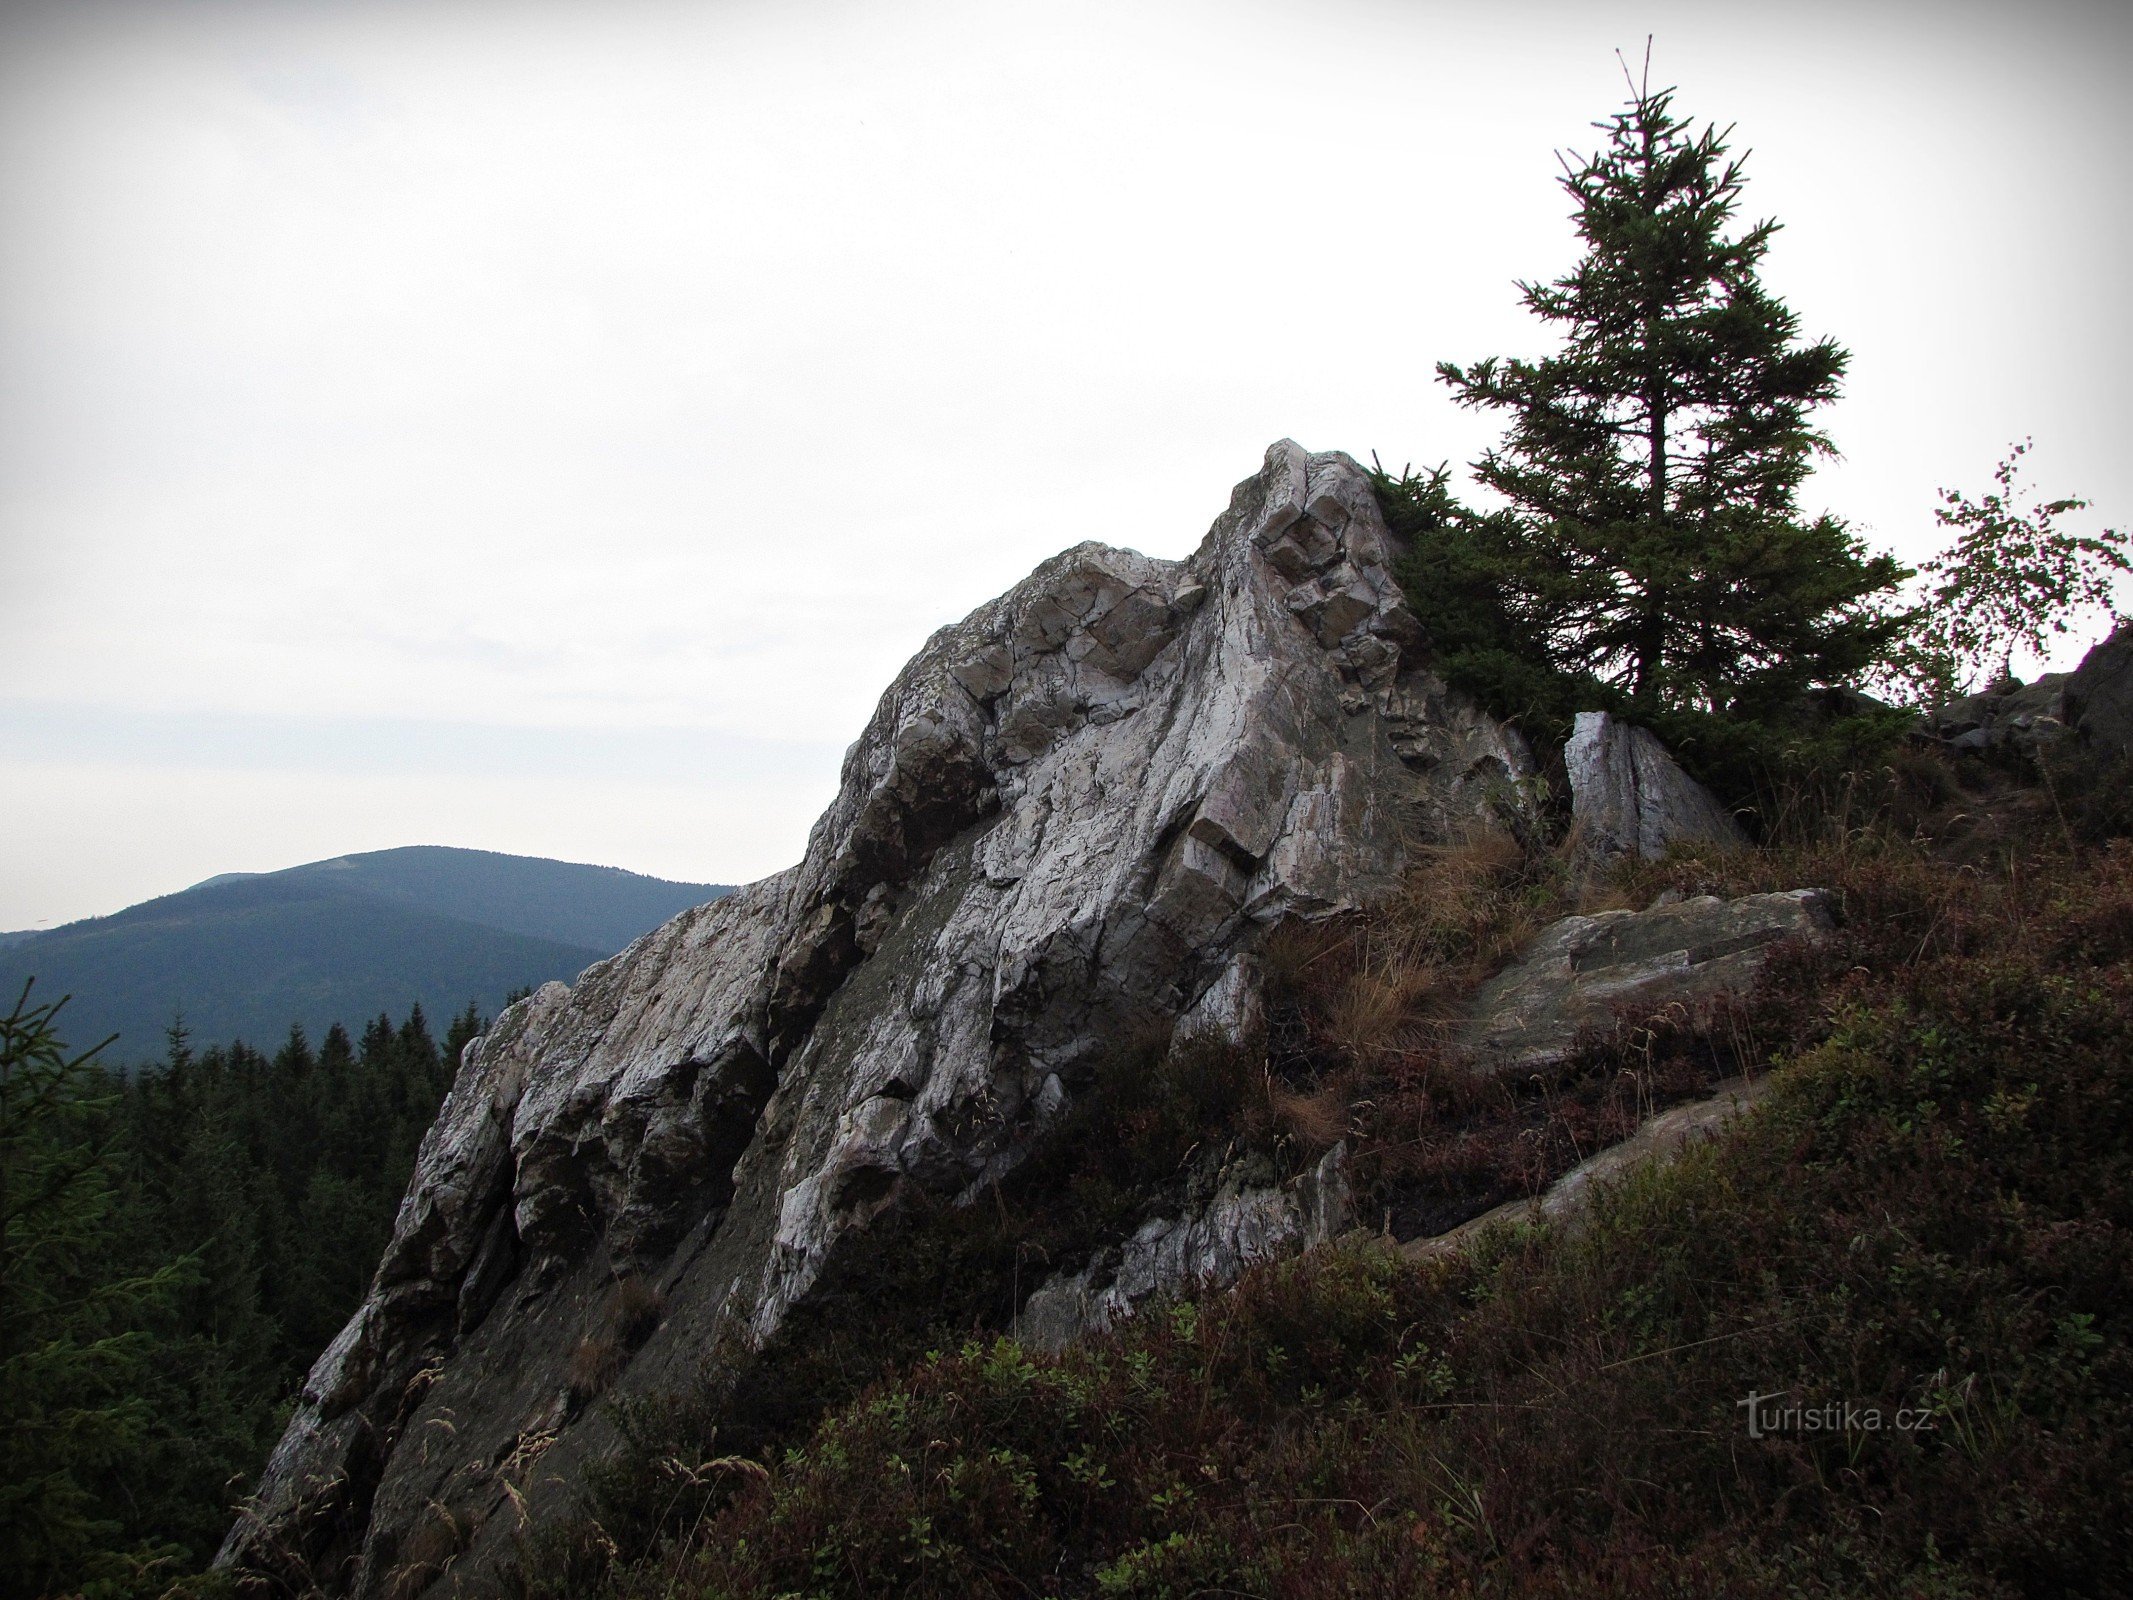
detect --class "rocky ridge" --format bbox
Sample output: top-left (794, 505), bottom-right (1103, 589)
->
top-left (221, 443), bottom-right (1536, 1596)
top-left (1925, 621), bottom-right (2133, 758)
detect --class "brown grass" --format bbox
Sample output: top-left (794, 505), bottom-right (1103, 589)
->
top-left (1265, 1080), bottom-right (1350, 1151)
top-left (610, 1274), bottom-right (664, 1347)
top-left (1248, 813), bottom-right (1819, 1246)
top-left (386, 1501), bottom-right (469, 1600)
top-left (566, 1275), bottom-right (667, 1410)
top-left (567, 1332), bottom-right (624, 1407)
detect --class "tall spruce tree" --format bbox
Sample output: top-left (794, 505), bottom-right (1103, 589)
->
top-left (1437, 71), bottom-right (1903, 715)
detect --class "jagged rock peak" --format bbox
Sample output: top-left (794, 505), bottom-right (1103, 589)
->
top-left (220, 442), bottom-right (1533, 1598)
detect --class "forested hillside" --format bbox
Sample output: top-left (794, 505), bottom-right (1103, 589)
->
top-left (1, 994), bottom-right (475, 1598)
top-left (0, 848), bottom-right (730, 1058)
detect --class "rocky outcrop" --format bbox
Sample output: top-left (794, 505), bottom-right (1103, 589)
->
top-left (1014, 1144), bottom-right (1351, 1353)
top-left (1924, 623), bottom-right (2133, 759)
top-left (1929, 675), bottom-right (2073, 755)
top-left (1564, 710), bottom-right (1744, 859)
top-left (1461, 889), bottom-right (1833, 1079)
top-left (2068, 622), bottom-right (2133, 758)
top-left (220, 443), bottom-right (1533, 1597)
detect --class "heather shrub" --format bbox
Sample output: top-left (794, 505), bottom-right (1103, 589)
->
top-left (564, 835), bottom-right (2133, 1599)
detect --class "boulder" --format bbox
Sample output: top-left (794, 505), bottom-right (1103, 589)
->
top-left (2068, 621), bottom-right (2133, 757)
top-left (1564, 710), bottom-right (1744, 860)
top-left (1929, 674), bottom-right (2072, 755)
top-left (219, 443), bottom-right (1533, 1597)
top-left (1460, 888), bottom-right (1833, 1079)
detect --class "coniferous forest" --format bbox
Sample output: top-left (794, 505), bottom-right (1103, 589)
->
top-left (1, 988), bottom-right (482, 1599)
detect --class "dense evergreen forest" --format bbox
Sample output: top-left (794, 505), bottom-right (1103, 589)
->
top-left (1, 986), bottom-right (485, 1599)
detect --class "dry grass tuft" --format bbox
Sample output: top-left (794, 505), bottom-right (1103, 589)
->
top-left (1265, 822), bottom-right (1571, 1080)
top-left (567, 1274), bottom-right (666, 1407)
top-left (567, 1332), bottom-right (624, 1406)
top-left (1266, 1080), bottom-right (1351, 1151)
top-left (386, 1501), bottom-right (469, 1600)
top-left (610, 1273), bottom-right (664, 1347)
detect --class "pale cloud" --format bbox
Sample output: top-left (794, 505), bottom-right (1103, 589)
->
top-left (1, 0), bottom-right (2126, 926)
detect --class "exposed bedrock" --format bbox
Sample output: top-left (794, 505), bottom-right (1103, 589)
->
top-left (1925, 621), bottom-right (2133, 760)
top-left (1564, 709), bottom-right (1745, 861)
top-left (219, 442), bottom-right (1535, 1597)
top-left (1013, 1142), bottom-right (1353, 1354)
top-left (1461, 888), bottom-right (1835, 1080)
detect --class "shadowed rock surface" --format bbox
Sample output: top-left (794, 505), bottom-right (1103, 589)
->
top-left (1403, 1072), bottom-right (1778, 1261)
top-left (1460, 889), bottom-right (1834, 1079)
top-left (1564, 710), bottom-right (1744, 860)
top-left (1930, 675), bottom-right (2073, 755)
top-left (1014, 1143), bottom-right (1352, 1354)
top-left (218, 442), bottom-right (1535, 1598)
top-left (1924, 621), bottom-right (2133, 759)
top-left (2068, 621), bottom-right (2133, 757)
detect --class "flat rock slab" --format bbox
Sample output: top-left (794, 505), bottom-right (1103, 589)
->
top-left (1461, 888), bottom-right (1833, 1078)
top-left (1402, 1072), bottom-right (1778, 1261)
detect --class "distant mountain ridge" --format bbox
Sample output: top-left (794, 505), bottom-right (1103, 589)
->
top-left (0, 847), bottom-right (732, 1060)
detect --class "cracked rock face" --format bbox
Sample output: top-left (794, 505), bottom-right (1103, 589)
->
top-left (1565, 710), bottom-right (1744, 860)
top-left (1014, 1143), bottom-right (1352, 1354)
top-left (218, 442), bottom-right (1532, 1598)
top-left (1461, 888), bottom-right (1834, 1078)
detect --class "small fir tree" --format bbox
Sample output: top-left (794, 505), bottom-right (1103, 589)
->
top-left (0, 983), bottom-right (188, 1598)
top-left (1436, 64), bottom-right (1904, 715)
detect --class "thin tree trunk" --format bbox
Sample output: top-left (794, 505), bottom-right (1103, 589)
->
top-left (1635, 107), bottom-right (1668, 703)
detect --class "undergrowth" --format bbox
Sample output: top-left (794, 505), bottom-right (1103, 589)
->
top-left (510, 745), bottom-right (2133, 1599)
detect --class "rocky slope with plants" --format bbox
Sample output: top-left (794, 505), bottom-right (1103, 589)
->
top-left (214, 431), bottom-right (2133, 1600)
top-left (218, 441), bottom-right (1545, 1597)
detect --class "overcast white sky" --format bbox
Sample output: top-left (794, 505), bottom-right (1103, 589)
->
top-left (1, 0), bottom-right (2127, 930)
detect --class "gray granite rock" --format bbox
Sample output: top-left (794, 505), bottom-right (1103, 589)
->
top-left (1929, 674), bottom-right (2073, 755)
top-left (2068, 622), bottom-right (2133, 758)
top-left (219, 443), bottom-right (1531, 1597)
top-left (1923, 624), bottom-right (2133, 759)
top-left (1564, 711), bottom-right (1744, 860)
top-left (1014, 1143), bottom-right (1351, 1353)
top-left (1461, 889), bottom-right (1833, 1079)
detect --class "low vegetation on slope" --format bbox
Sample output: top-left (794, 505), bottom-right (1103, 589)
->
top-left (506, 745), bottom-right (2133, 1600)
